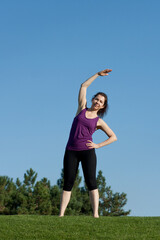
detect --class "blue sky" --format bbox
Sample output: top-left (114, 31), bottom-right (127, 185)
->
top-left (0, 0), bottom-right (160, 216)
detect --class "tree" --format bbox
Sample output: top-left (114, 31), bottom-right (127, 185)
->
top-left (79, 185), bottom-right (92, 216)
top-left (34, 178), bottom-right (52, 215)
top-left (0, 168), bottom-right (131, 216)
top-left (23, 168), bottom-right (37, 214)
top-left (97, 170), bottom-right (131, 216)
top-left (0, 176), bottom-right (17, 214)
top-left (10, 178), bottom-right (28, 214)
top-left (50, 185), bottom-right (61, 215)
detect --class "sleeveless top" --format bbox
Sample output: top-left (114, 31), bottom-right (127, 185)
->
top-left (66, 108), bottom-right (99, 151)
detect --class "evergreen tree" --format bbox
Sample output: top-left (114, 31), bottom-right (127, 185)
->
top-left (50, 185), bottom-right (61, 215)
top-left (79, 184), bottom-right (92, 216)
top-left (97, 170), bottom-right (131, 216)
top-left (0, 176), bottom-right (16, 214)
top-left (0, 168), bottom-right (131, 216)
top-left (0, 176), bottom-right (8, 214)
top-left (8, 178), bottom-right (28, 214)
top-left (34, 178), bottom-right (52, 215)
top-left (23, 168), bottom-right (37, 214)
top-left (14, 178), bottom-right (28, 214)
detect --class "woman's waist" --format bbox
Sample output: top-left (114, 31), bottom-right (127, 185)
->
top-left (66, 138), bottom-right (92, 151)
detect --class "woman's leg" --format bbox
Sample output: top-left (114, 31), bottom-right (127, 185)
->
top-left (59, 150), bottom-right (79, 217)
top-left (81, 149), bottom-right (99, 218)
top-left (59, 190), bottom-right (72, 217)
top-left (89, 189), bottom-right (99, 218)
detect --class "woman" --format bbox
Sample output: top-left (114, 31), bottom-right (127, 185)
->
top-left (59, 69), bottom-right (117, 218)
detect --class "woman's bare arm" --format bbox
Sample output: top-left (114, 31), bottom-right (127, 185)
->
top-left (76, 73), bottom-right (99, 115)
top-left (76, 69), bottom-right (112, 115)
top-left (86, 118), bottom-right (117, 149)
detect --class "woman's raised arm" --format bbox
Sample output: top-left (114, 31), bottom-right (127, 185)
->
top-left (76, 69), bottom-right (112, 115)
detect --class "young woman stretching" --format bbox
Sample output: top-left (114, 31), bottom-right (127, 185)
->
top-left (59, 68), bottom-right (117, 218)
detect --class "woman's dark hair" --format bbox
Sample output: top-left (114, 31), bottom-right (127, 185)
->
top-left (92, 92), bottom-right (109, 118)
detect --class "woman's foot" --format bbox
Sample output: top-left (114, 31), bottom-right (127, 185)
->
top-left (93, 214), bottom-right (99, 218)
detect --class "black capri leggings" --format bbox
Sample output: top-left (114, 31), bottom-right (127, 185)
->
top-left (63, 148), bottom-right (97, 191)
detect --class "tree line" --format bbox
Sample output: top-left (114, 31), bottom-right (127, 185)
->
top-left (0, 168), bottom-right (131, 216)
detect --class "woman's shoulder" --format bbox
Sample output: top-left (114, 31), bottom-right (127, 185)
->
top-left (97, 117), bottom-right (102, 121)
top-left (96, 118), bottom-right (106, 128)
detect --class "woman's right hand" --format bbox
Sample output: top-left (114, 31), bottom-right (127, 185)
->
top-left (98, 69), bottom-right (112, 76)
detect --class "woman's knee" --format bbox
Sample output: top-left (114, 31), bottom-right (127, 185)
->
top-left (86, 179), bottom-right (97, 191)
top-left (63, 185), bottom-right (73, 191)
top-left (63, 177), bottom-right (75, 191)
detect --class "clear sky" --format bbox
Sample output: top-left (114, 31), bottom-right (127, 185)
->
top-left (0, 0), bottom-right (160, 216)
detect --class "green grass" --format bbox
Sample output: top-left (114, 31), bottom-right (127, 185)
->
top-left (0, 215), bottom-right (160, 240)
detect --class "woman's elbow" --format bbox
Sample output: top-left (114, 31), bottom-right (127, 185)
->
top-left (81, 83), bottom-right (88, 88)
top-left (113, 135), bottom-right (118, 142)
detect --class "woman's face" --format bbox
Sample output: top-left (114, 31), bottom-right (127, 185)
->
top-left (92, 94), bottom-right (105, 110)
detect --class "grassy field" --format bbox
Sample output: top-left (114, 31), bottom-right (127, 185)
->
top-left (0, 215), bottom-right (160, 240)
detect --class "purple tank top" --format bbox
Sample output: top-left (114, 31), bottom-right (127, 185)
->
top-left (66, 108), bottom-right (99, 151)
